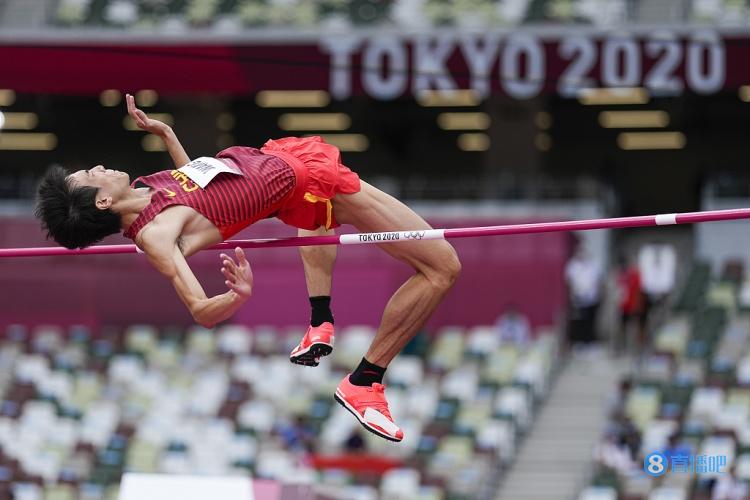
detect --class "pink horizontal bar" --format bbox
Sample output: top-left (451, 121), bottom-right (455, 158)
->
top-left (442, 208), bottom-right (750, 239)
top-left (0, 244), bottom-right (140, 258)
top-left (2, 207), bottom-right (750, 258)
top-left (0, 235), bottom-right (343, 258)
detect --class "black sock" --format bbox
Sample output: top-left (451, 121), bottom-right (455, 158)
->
top-left (310, 296), bottom-right (334, 327)
top-left (349, 357), bottom-right (386, 386)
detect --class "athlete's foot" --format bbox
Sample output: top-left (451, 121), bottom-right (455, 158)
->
top-left (334, 375), bottom-right (404, 442)
top-left (289, 322), bottom-right (334, 367)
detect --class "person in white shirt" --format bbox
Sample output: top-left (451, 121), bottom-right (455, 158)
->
top-left (565, 243), bottom-right (603, 344)
top-left (638, 243), bottom-right (677, 301)
top-left (638, 243), bottom-right (677, 333)
top-left (593, 431), bottom-right (635, 475)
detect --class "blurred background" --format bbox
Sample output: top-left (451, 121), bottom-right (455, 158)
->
top-left (1, 0), bottom-right (750, 499)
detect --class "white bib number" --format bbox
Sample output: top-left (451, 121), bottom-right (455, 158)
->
top-left (178, 157), bottom-right (242, 189)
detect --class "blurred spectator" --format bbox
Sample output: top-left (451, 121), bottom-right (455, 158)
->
top-left (712, 466), bottom-right (748, 500)
top-left (593, 430), bottom-right (635, 475)
top-left (344, 430), bottom-right (367, 454)
top-left (277, 416), bottom-right (316, 453)
top-left (606, 379), bottom-right (632, 419)
top-left (616, 255), bottom-right (644, 355)
top-left (565, 243), bottom-right (603, 345)
top-left (495, 303), bottom-right (531, 346)
top-left (662, 433), bottom-right (692, 469)
top-left (609, 415), bottom-right (641, 460)
top-left (638, 243), bottom-right (677, 328)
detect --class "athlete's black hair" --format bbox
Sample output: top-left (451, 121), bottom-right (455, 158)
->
top-left (35, 166), bottom-right (122, 249)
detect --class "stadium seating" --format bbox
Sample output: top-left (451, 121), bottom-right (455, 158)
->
top-left (583, 261), bottom-right (750, 500)
top-left (0, 321), bottom-right (559, 499)
top-left (39, 0), bottom-right (750, 29)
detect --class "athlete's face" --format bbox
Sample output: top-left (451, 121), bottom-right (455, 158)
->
top-left (67, 165), bottom-right (131, 210)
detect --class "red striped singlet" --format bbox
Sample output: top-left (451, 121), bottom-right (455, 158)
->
top-left (123, 147), bottom-right (296, 241)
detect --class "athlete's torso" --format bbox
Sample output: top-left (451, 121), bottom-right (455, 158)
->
top-left (124, 147), bottom-right (297, 254)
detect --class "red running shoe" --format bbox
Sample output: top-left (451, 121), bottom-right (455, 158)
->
top-left (289, 322), bottom-right (334, 367)
top-left (334, 375), bottom-right (404, 442)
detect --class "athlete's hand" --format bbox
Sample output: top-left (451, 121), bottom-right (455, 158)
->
top-left (220, 247), bottom-right (253, 298)
top-left (126, 93), bottom-right (171, 137)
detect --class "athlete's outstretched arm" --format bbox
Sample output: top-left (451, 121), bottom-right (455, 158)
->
top-left (126, 93), bottom-right (191, 168)
top-left (140, 228), bottom-right (252, 328)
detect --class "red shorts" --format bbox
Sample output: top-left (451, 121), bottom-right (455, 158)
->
top-left (261, 136), bottom-right (361, 230)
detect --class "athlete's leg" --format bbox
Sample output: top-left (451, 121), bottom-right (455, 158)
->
top-left (298, 227), bottom-right (336, 296)
top-left (332, 181), bottom-right (461, 367)
top-left (290, 227), bottom-right (337, 366)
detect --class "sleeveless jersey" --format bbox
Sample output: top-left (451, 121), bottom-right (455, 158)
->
top-left (123, 146), bottom-right (296, 241)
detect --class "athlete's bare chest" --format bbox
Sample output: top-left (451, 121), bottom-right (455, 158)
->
top-left (145, 205), bottom-right (223, 257)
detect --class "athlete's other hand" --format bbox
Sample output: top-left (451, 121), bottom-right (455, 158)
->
top-left (126, 93), bottom-right (171, 137)
top-left (220, 247), bottom-right (253, 298)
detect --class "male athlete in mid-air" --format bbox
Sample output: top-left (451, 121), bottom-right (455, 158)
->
top-left (35, 95), bottom-right (461, 442)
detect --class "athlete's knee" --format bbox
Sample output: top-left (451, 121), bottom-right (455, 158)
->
top-left (425, 244), bottom-right (461, 290)
top-left (299, 242), bottom-right (337, 263)
top-left (442, 245), bottom-right (462, 285)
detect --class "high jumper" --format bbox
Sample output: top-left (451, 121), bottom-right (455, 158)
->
top-left (34, 94), bottom-right (462, 442)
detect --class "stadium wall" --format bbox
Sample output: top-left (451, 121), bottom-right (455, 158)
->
top-left (0, 212), bottom-right (577, 331)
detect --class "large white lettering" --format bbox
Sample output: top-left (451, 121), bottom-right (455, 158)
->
top-left (362, 37), bottom-right (408, 100)
top-left (557, 37), bottom-right (596, 97)
top-left (413, 35), bottom-right (457, 92)
top-left (602, 37), bottom-right (641, 87)
top-left (501, 35), bottom-right (545, 99)
top-left (687, 33), bottom-right (725, 94)
top-left (318, 32), bottom-right (727, 101)
top-left (459, 34), bottom-right (501, 99)
top-left (645, 39), bottom-right (683, 94)
top-left (319, 36), bottom-right (362, 99)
